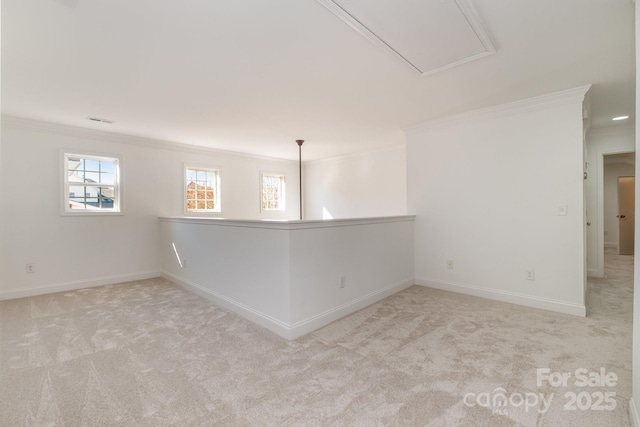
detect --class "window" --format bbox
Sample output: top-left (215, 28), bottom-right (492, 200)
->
top-left (63, 153), bottom-right (120, 213)
top-left (261, 172), bottom-right (285, 211)
top-left (185, 166), bottom-right (221, 213)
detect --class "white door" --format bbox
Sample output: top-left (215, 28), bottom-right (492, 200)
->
top-left (617, 176), bottom-right (635, 255)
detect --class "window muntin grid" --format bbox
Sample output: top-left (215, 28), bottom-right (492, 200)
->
top-left (186, 167), bottom-right (221, 212)
top-left (261, 173), bottom-right (285, 211)
top-left (64, 154), bottom-right (120, 213)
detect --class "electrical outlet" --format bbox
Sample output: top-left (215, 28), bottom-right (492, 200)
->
top-left (525, 269), bottom-right (535, 281)
top-left (446, 260), bottom-right (454, 270)
top-left (26, 263), bottom-right (35, 274)
top-left (340, 276), bottom-right (346, 288)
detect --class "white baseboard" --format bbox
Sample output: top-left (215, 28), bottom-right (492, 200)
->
top-left (162, 271), bottom-right (293, 339)
top-left (0, 271), bottom-right (161, 301)
top-left (288, 277), bottom-right (414, 339)
top-left (587, 268), bottom-right (604, 278)
top-left (415, 277), bottom-right (586, 317)
top-left (163, 271), bottom-right (414, 340)
top-left (631, 397), bottom-right (640, 427)
top-left (604, 242), bottom-right (618, 249)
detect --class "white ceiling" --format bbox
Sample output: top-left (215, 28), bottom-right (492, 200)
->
top-left (316, 0), bottom-right (496, 75)
top-left (1, 0), bottom-right (635, 161)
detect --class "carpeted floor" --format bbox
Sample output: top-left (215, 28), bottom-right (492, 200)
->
top-left (0, 249), bottom-right (633, 426)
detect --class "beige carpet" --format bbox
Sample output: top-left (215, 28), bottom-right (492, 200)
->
top-left (0, 249), bottom-right (633, 426)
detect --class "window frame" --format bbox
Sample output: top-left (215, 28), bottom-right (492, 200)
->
top-left (260, 171), bottom-right (286, 212)
top-left (184, 164), bottom-right (222, 215)
top-left (61, 151), bottom-right (122, 216)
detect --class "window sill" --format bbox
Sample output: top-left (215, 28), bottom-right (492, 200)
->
top-left (61, 211), bottom-right (123, 217)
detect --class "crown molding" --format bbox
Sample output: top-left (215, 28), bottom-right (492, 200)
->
top-left (587, 124), bottom-right (635, 138)
top-left (304, 144), bottom-right (406, 167)
top-left (404, 85), bottom-right (592, 135)
top-left (1, 115), bottom-right (297, 165)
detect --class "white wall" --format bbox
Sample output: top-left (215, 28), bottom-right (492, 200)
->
top-left (406, 87), bottom-right (589, 316)
top-left (604, 161), bottom-right (635, 248)
top-left (159, 216), bottom-right (415, 339)
top-left (160, 218), bottom-right (293, 328)
top-left (0, 118), bottom-right (299, 299)
top-left (303, 145), bottom-right (407, 220)
top-left (585, 126), bottom-right (635, 277)
top-left (630, 4), bottom-right (640, 425)
top-left (289, 218), bottom-right (414, 325)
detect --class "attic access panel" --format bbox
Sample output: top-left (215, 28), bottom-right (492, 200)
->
top-left (317, 0), bottom-right (496, 76)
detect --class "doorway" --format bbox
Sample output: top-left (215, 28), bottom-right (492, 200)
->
top-left (604, 153), bottom-right (636, 256)
top-left (617, 176), bottom-right (635, 255)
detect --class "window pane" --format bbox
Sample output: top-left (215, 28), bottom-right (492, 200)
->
top-left (68, 158), bottom-right (83, 171)
top-left (84, 159), bottom-right (100, 172)
top-left (65, 154), bottom-right (120, 213)
top-left (100, 162), bottom-right (115, 174)
top-left (85, 172), bottom-right (100, 183)
top-left (185, 167), bottom-right (220, 212)
top-left (99, 186), bottom-right (115, 199)
top-left (69, 185), bottom-right (85, 197)
top-left (261, 174), bottom-right (285, 211)
top-left (101, 172), bottom-right (116, 185)
top-left (68, 156), bottom-right (84, 181)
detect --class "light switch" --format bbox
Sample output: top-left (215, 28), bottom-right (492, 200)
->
top-left (558, 205), bottom-right (568, 216)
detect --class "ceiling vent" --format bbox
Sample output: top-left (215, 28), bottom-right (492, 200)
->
top-left (87, 117), bottom-right (114, 124)
top-left (316, 0), bottom-right (496, 76)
